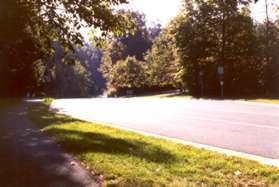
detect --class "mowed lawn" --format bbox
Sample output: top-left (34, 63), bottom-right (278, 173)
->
top-left (251, 99), bottom-right (279, 105)
top-left (28, 101), bottom-right (279, 186)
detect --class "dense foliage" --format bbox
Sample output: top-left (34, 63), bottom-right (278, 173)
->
top-left (0, 0), bottom-right (131, 97)
top-left (1, 0), bottom-right (278, 98)
top-left (41, 42), bottom-right (95, 98)
top-left (171, 0), bottom-right (279, 97)
top-left (74, 44), bottom-right (106, 93)
top-left (145, 29), bottom-right (183, 89)
top-left (100, 11), bottom-right (181, 96)
top-left (102, 56), bottom-right (147, 95)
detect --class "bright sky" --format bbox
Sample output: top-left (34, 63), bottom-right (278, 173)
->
top-left (251, 0), bottom-right (279, 22)
top-left (82, 0), bottom-right (279, 40)
top-left (122, 0), bottom-right (279, 26)
top-left (120, 0), bottom-right (182, 26)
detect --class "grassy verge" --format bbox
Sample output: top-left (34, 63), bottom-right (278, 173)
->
top-left (249, 99), bottom-right (279, 105)
top-left (28, 102), bottom-right (279, 186)
top-left (136, 93), bottom-right (192, 99)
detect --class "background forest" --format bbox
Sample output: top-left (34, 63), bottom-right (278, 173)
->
top-left (1, 0), bottom-right (279, 98)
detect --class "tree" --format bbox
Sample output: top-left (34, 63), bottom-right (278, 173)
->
top-left (0, 1), bottom-right (45, 96)
top-left (74, 44), bottom-right (106, 94)
top-left (100, 11), bottom-right (153, 64)
top-left (0, 0), bottom-right (131, 96)
top-left (103, 56), bottom-right (147, 95)
top-left (99, 11), bottom-right (159, 68)
top-left (118, 11), bottom-right (152, 61)
top-left (255, 21), bottom-right (279, 94)
top-left (99, 11), bottom-right (163, 94)
top-left (44, 42), bottom-right (94, 97)
top-left (145, 29), bottom-right (183, 88)
top-left (51, 60), bottom-right (94, 98)
top-left (2, 0), bottom-right (132, 46)
top-left (172, 0), bottom-right (265, 96)
top-left (148, 23), bottom-right (162, 41)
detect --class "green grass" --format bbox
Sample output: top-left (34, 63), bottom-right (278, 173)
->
top-left (28, 102), bottom-right (279, 186)
top-left (43, 97), bottom-right (54, 105)
top-left (250, 99), bottom-right (279, 105)
top-left (137, 93), bottom-right (192, 99)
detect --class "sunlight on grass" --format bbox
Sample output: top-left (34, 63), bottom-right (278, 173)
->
top-left (251, 99), bottom-right (279, 105)
top-left (28, 102), bottom-right (279, 186)
top-left (138, 93), bottom-right (192, 99)
top-left (43, 97), bottom-right (54, 105)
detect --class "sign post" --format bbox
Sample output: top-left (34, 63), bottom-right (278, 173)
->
top-left (217, 66), bottom-right (224, 97)
top-left (199, 71), bottom-right (204, 97)
top-left (220, 80), bottom-right (224, 97)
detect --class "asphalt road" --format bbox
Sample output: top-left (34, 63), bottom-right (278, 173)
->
top-left (52, 98), bottom-right (279, 159)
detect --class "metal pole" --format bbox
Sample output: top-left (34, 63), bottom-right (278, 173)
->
top-left (200, 71), bottom-right (204, 97)
top-left (219, 78), bottom-right (224, 98)
top-left (201, 79), bottom-right (204, 97)
top-left (221, 83), bottom-right (224, 98)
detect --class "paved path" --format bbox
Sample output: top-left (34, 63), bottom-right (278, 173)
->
top-left (0, 102), bottom-right (99, 187)
top-left (52, 98), bottom-right (279, 159)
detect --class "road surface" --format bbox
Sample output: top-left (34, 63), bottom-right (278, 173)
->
top-left (51, 98), bottom-right (279, 159)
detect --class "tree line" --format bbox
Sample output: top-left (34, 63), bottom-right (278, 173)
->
top-left (173, 0), bottom-right (279, 97)
top-left (0, 0), bottom-right (130, 97)
top-left (100, 0), bottom-right (279, 97)
top-left (1, 0), bottom-right (278, 98)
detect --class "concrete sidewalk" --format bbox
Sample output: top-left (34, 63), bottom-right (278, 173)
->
top-left (0, 102), bottom-right (99, 187)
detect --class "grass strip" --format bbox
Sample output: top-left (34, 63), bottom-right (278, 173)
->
top-left (250, 99), bottom-right (279, 105)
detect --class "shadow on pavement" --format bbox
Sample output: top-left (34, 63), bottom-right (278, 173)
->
top-left (0, 101), bottom-right (99, 187)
